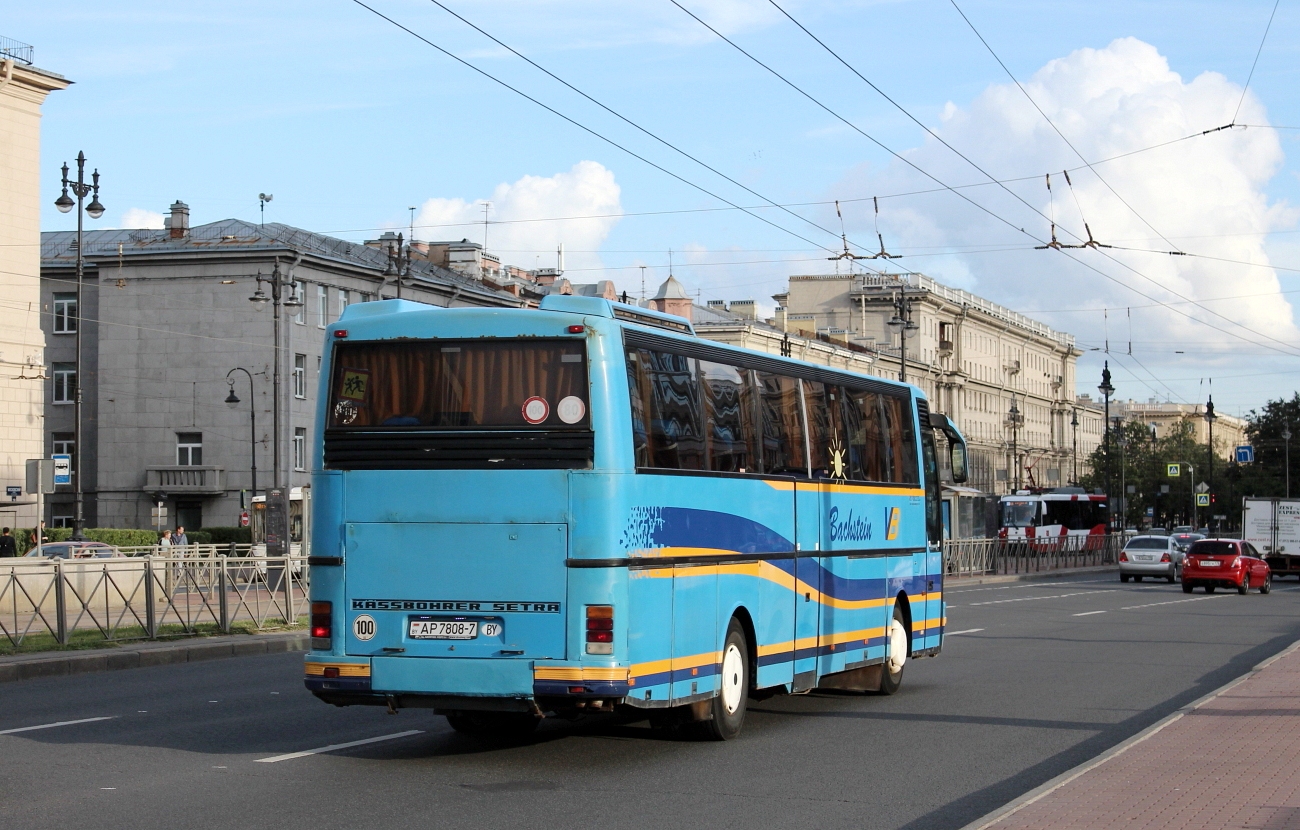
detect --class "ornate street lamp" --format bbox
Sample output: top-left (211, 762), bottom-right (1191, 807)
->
top-left (54, 152), bottom-right (105, 540)
top-left (1098, 362), bottom-right (1115, 530)
top-left (225, 367), bottom-right (258, 503)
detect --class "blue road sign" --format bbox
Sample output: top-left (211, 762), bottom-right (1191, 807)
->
top-left (52, 454), bottom-right (72, 485)
top-left (5, 485), bottom-right (20, 498)
top-left (1236, 445), bottom-right (1255, 464)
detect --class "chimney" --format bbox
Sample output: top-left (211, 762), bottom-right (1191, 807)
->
top-left (166, 200), bottom-right (190, 239)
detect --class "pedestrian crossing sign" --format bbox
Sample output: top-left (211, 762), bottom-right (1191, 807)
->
top-left (1196, 493), bottom-right (1210, 507)
top-left (1167, 463), bottom-right (1180, 477)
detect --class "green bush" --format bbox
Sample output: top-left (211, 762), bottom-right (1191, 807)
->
top-left (85, 528), bottom-right (165, 548)
top-left (202, 526), bottom-right (252, 545)
top-left (186, 530), bottom-right (212, 545)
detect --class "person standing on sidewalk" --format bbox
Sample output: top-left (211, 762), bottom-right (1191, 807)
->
top-left (159, 529), bottom-right (173, 551)
top-left (174, 526), bottom-right (189, 547)
top-left (28, 521), bottom-right (46, 548)
top-left (0, 528), bottom-right (16, 557)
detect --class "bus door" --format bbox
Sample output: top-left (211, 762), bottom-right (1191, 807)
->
top-left (793, 480), bottom-right (822, 691)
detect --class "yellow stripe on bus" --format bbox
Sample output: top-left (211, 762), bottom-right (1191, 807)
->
top-left (304, 662), bottom-right (370, 678)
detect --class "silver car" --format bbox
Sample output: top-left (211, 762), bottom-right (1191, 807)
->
top-left (1120, 535), bottom-right (1183, 583)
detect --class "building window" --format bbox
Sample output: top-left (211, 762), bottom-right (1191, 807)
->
top-left (317, 285), bottom-right (328, 329)
top-left (52, 293), bottom-right (77, 333)
top-left (293, 427), bottom-right (307, 472)
top-left (338, 289), bottom-right (349, 321)
top-left (293, 354), bottom-right (306, 399)
top-left (176, 432), bottom-right (203, 466)
top-left (51, 513), bottom-right (74, 529)
top-left (293, 280), bottom-right (306, 325)
top-left (52, 363), bottom-right (76, 404)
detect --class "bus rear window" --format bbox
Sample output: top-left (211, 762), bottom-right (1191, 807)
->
top-left (328, 339), bottom-right (589, 429)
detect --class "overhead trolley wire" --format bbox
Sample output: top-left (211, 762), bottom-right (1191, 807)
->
top-left (760, 0), bottom-right (1300, 356)
top-left (672, 2), bottom-right (1300, 357)
top-left (421, 0), bottom-right (887, 274)
top-left (346, 0), bottom-right (887, 273)
top-left (1233, 0), bottom-right (1283, 125)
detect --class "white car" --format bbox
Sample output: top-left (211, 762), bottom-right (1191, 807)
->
top-left (1119, 535), bottom-right (1183, 583)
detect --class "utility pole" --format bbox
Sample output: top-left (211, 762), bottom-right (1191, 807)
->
top-left (1205, 395), bottom-right (1216, 531)
top-left (1098, 362), bottom-right (1115, 530)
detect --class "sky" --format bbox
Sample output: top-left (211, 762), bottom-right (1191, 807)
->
top-left (14, 0), bottom-right (1300, 416)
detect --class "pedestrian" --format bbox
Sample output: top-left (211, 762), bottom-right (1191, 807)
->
top-left (174, 525), bottom-right (189, 547)
top-left (28, 521), bottom-right (46, 547)
top-left (0, 528), bottom-right (15, 558)
top-left (159, 529), bottom-right (173, 550)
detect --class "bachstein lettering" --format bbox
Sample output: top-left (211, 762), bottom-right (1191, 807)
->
top-left (828, 506), bottom-right (872, 542)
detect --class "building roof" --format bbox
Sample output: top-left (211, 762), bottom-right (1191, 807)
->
top-left (652, 275), bottom-right (689, 300)
top-left (41, 218), bottom-right (516, 305)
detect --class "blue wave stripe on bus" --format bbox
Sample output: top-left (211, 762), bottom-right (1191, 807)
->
top-left (621, 506), bottom-right (792, 553)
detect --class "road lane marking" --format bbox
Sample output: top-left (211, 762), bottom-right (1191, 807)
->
top-left (947, 579), bottom-right (1114, 595)
top-left (967, 590), bottom-right (1116, 606)
top-left (1121, 594), bottom-right (1231, 610)
top-left (0, 716), bottom-right (116, 736)
top-left (946, 628), bottom-right (985, 635)
top-left (254, 730), bottom-right (425, 763)
top-left (1072, 610), bottom-right (1107, 617)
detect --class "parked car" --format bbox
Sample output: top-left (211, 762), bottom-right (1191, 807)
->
top-left (23, 541), bottom-right (122, 560)
top-left (1119, 535), bottom-right (1183, 583)
top-left (1182, 539), bottom-right (1271, 594)
top-left (1171, 531), bottom-right (1205, 552)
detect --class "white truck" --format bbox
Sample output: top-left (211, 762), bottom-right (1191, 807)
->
top-left (1242, 497), bottom-right (1300, 578)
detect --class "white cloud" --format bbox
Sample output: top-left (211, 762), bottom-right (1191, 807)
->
top-left (414, 161), bottom-right (622, 277)
top-left (839, 37), bottom-right (1297, 397)
top-left (117, 208), bottom-right (165, 229)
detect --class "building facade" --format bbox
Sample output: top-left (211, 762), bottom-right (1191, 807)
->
top-left (1117, 399), bottom-right (1248, 457)
top-left (0, 41), bottom-right (68, 531)
top-left (40, 206), bottom-right (519, 530)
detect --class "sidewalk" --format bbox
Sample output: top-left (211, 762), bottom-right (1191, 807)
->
top-left (966, 639), bottom-right (1300, 830)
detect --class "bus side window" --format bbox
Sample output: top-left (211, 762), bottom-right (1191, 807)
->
top-left (626, 351), bottom-right (652, 467)
top-left (641, 349), bottom-right (707, 470)
top-left (756, 372), bottom-right (806, 476)
top-left (699, 360), bottom-right (756, 473)
top-left (803, 381), bottom-right (846, 478)
top-left (881, 395), bottom-right (920, 485)
top-left (845, 389), bottom-right (886, 483)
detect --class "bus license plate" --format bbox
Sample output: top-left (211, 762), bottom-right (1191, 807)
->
top-left (409, 620), bottom-right (478, 639)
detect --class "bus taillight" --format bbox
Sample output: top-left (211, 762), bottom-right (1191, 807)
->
top-left (311, 601), bottom-right (332, 650)
top-left (586, 605), bottom-right (614, 655)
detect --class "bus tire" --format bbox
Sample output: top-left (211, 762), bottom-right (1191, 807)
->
top-left (879, 603), bottom-right (909, 696)
top-left (444, 711), bottom-right (538, 739)
top-left (702, 617), bottom-right (750, 741)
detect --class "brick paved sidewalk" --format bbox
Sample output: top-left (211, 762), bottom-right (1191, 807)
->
top-left (969, 640), bottom-right (1300, 830)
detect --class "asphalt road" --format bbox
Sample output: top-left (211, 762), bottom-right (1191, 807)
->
top-left (4, 571), bottom-right (1300, 830)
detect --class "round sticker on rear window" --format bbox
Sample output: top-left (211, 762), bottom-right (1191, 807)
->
top-left (522, 396), bottom-right (550, 424)
top-left (556, 395), bottom-right (586, 424)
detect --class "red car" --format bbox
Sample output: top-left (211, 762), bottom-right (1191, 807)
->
top-left (1181, 539), bottom-right (1272, 595)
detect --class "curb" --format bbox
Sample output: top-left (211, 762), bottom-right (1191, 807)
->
top-left (947, 565), bottom-right (1115, 587)
top-left (0, 631), bottom-right (309, 685)
top-left (957, 636), bottom-right (1300, 830)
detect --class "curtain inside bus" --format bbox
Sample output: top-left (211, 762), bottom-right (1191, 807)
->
top-left (328, 340), bottom-right (589, 429)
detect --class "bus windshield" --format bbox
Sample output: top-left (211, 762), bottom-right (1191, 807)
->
top-left (328, 339), bottom-right (589, 430)
top-left (1002, 500), bottom-right (1037, 527)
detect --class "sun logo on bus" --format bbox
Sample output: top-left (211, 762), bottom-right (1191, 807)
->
top-left (828, 436), bottom-right (848, 483)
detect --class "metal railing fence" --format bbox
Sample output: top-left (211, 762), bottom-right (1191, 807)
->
top-left (0, 555), bottom-right (308, 648)
top-left (944, 534), bottom-right (1122, 578)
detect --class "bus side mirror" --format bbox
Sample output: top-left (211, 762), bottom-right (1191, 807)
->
top-left (950, 442), bottom-right (968, 484)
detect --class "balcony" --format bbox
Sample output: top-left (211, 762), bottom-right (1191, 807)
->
top-left (144, 466), bottom-right (225, 495)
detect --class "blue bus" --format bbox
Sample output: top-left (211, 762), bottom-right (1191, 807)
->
top-left (305, 294), bottom-right (968, 739)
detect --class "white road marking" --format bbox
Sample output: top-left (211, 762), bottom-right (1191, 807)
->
top-left (1073, 610), bottom-right (1107, 617)
top-left (254, 730), bottom-right (425, 763)
top-left (968, 590), bottom-right (1116, 607)
top-left (947, 579), bottom-right (1113, 595)
top-left (946, 628), bottom-right (985, 635)
top-left (0, 716), bottom-right (116, 736)
top-left (1121, 594), bottom-right (1232, 610)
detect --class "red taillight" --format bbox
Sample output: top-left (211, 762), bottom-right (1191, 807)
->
top-left (311, 601), bottom-right (332, 650)
top-left (323, 667), bottom-right (340, 678)
top-left (1119, 551), bottom-right (1128, 562)
top-left (586, 605), bottom-right (613, 654)
top-left (567, 324), bottom-right (584, 333)
top-left (333, 329), bottom-right (348, 338)
top-left (1161, 553), bottom-right (1171, 562)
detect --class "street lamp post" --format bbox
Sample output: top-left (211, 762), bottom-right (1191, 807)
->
top-left (1284, 427), bottom-right (1292, 499)
top-left (1205, 396), bottom-right (1216, 530)
top-left (1098, 362), bottom-right (1115, 531)
top-left (224, 368), bottom-right (258, 503)
top-left (1006, 395), bottom-right (1024, 491)
top-left (54, 152), bottom-right (105, 541)
top-left (1070, 408), bottom-right (1079, 485)
top-left (886, 290), bottom-right (919, 384)
top-left (383, 232), bottom-right (415, 299)
top-left (248, 263), bottom-right (302, 553)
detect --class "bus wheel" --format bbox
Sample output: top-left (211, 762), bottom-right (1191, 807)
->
top-left (702, 617), bottom-right (750, 741)
top-left (445, 711), bottom-right (539, 739)
top-left (879, 604), bottom-right (909, 696)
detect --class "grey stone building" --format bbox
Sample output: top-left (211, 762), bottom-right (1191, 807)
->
top-left (40, 202), bottom-right (519, 530)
